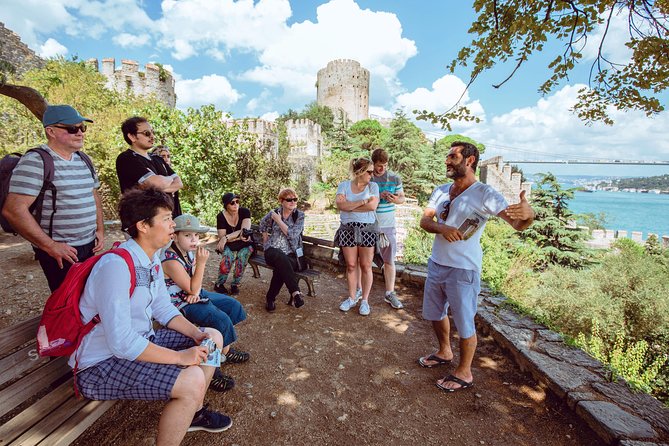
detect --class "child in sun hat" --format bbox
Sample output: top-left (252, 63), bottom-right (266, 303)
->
top-left (161, 213), bottom-right (250, 391)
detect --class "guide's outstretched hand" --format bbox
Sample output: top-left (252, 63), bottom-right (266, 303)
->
top-left (505, 190), bottom-right (534, 221)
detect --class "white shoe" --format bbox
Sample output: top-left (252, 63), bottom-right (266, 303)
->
top-left (339, 297), bottom-right (359, 312)
top-left (359, 300), bottom-right (370, 316)
top-left (355, 288), bottom-right (362, 300)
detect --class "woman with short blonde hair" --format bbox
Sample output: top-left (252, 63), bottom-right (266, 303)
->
top-left (258, 188), bottom-right (306, 311)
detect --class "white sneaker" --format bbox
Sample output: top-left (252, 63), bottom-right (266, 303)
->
top-left (339, 297), bottom-right (359, 312)
top-left (384, 291), bottom-right (404, 309)
top-left (359, 300), bottom-right (370, 316)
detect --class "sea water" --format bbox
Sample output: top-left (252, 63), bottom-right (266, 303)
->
top-left (569, 191), bottom-right (669, 238)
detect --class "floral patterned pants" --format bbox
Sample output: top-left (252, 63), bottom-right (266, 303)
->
top-left (217, 245), bottom-right (254, 287)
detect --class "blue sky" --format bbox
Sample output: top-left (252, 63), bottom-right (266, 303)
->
top-left (2, 0), bottom-right (668, 177)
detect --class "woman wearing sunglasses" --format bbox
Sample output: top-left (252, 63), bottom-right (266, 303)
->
top-left (335, 157), bottom-right (380, 316)
top-left (258, 188), bottom-right (306, 312)
top-left (214, 193), bottom-right (254, 295)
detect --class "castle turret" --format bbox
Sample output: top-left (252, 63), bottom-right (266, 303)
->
top-left (316, 59), bottom-right (369, 123)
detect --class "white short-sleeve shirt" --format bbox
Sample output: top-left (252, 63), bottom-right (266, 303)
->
top-left (426, 182), bottom-right (508, 272)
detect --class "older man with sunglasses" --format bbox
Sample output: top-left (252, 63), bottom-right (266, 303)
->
top-left (418, 141), bottom-right (535, 393)
top-left (116, 116), bottom-right (182, 217)
top-left (3, 105), bottom-right (104, 291)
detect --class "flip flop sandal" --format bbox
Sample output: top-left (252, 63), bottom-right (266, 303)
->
top-left (436, 374), bottom-right (473, 393)
top-left (418, 353), bottom-right (452, 368)
top-left (225, 348), bottom-right (250, 364)
top-left (210, 370), bottom-right (235, 392)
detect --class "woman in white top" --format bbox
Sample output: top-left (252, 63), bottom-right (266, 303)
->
top-left (335, 157), bottom-right (380, 316)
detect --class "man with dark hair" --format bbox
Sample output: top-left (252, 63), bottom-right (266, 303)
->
top-left (72, 188), bottom-right (233, 444)
top-left (418, 141), bottom-right (534, 392)
top-left (369, 147), bottom-right (405, 309)
top-left (116, 116), bottom-right (182, 217)
top-left (3, 105), bottom-right (104, 291)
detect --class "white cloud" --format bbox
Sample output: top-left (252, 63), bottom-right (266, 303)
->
top-left (462, 84), bottom-right (669, 163)
top-left (38, 38), bottom-right (68, 58)
top-left (0, 0), bottom-right (154, 48)
top-left (369, 106), bottom-right (392, 119)
top-left (395, 75), bottom-right (485, 126)
top-left (0, 0), bottom-right (76, 48)
top-left (260, 111), bottom-right (279, 122)
top-left (113, 33), bottom-right (151, 48)
top-left (175, 74), bottom-right (242, 111)
top-left (582, 11), bottom-right (634, 65)
top-left (157, 0), bottom-right (291, 59)
top-left (246, 89), bottom-right (272, 112)
top-left (241, 0), bottom-right (417, 101)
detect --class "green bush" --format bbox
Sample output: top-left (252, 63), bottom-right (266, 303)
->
top-left (509, 245), bottom-right (669, 401)
top-left (401, 216), bottom-right (433, 265)
top-left (576, 322), bottom-right (667, 394)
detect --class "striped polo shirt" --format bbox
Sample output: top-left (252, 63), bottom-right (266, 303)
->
top-left (372, 170), bottom-right (403, 228)
top-left (8, 144), bottom-right (99, 246)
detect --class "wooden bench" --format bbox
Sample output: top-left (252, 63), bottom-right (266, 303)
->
top-left (248, 227), bottom-right (322, 297)
top-left (0, 316), bottom-right (115, 446)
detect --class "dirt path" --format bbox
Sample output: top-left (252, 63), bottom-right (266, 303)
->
top-left (0, 231), bottom-right (603, 446)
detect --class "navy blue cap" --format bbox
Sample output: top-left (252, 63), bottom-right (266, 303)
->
top-left (42, 105), bottom-right (93, 127)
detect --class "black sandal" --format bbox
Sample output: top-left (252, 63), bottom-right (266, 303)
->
top-left (225, 348), bottom-right (250, 364)
top-left (210, 370), bottom-right (235, 392)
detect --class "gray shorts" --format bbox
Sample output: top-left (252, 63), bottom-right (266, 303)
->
top-left (76, 329), bottom-right (195, 401)
top-left (422, 259), bottom-right (480, 339)
top-left (379, 227), bottom-right (397, 264)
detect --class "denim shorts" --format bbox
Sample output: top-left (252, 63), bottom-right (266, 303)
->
top-left (422, 259), bottom-right (480, 339)
top-left (76, 329), bottom-right (195, 401)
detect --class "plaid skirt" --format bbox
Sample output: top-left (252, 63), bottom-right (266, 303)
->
top-left (76, 329), bottom-right (195, 401)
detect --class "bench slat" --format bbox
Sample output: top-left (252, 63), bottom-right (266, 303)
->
top-left (0, 380), bottom-right (73, 445)
top-left (0, 357), bottom-right (70, 419)
top-left (7, 387), bottom-right (87, 446)
top-left (38, 400), bottom-right (115, 446)
top-left (0, 342), bottom-right (49, 388)
top-left (0, 316), bottom-right (40, 357)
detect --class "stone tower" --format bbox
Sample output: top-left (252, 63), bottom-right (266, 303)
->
top-left (316, 59), bottom-right (369, 123)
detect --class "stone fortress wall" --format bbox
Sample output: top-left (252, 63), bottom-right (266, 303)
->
top-left (225, 118), bottom-right (280, 156)
top-left (0, 22), bottom-right (46, 75)
top-left (479, 156), bottom-right (533, 204)
top-left (87, 58), bottom-right (176, 108)
top-left (316, 59), bottom-right (369, 123)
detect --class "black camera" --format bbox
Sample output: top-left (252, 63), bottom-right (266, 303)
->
top-left (242, 228), bottom-right (254, 238)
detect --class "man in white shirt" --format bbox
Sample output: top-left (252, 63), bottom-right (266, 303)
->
top-left (72, 188), bottom-right (232, 445)
top-left (418, 142), bottom-right (534, 392)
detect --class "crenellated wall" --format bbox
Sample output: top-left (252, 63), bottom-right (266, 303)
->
top-left (480, 156), bottom-right (532, 204)
top-left (225, 118), bottom-right (279, 156)
top-left (285, 118), bottom-right (324, 188)
top-left (0, 22), bottom-right (45, 75)
top-left (87, 58), bottom-right (176, 108)
top-left (316, 59), bottom-right (369, 123)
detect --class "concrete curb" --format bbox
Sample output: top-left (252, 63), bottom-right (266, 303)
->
top-left (397, 265), bottom-right (668, 446)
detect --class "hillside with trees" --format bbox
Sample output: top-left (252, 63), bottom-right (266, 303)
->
top-left (612, 174), bottom-right (669, 191)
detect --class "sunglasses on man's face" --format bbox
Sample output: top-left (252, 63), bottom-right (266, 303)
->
top-left (283, 197), bottom-right (298, 203)
top-left (52, 124), bottom-right (87, 134)
top-left (136, 130), bottom-right (154, 137)
top-left (440, 200), bottom-right (451, 221)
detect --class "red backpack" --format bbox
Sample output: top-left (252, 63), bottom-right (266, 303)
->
top-left (36, 248), bottom-right (136, 357)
